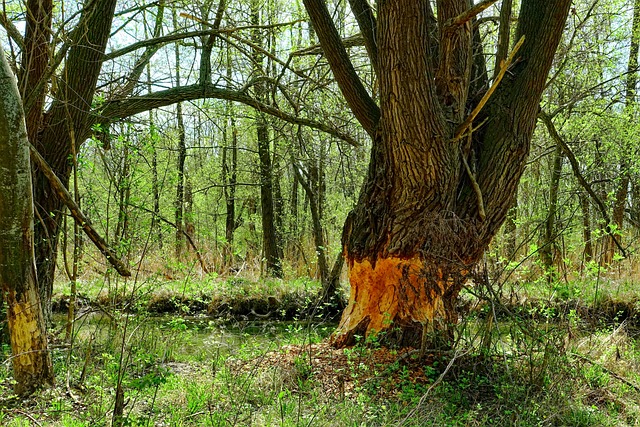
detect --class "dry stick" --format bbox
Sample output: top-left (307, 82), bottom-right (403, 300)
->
top-left (13, 410), bottom-right (42, 427)
top-left (570, 352), bottom-right (640, 393)
top-left (461, 150), bottom-right (486, 221)
top-left (28, 144), bottom-right (132, 277)
top-left (396, 348), bottom-right (471, 427)
top-left (454, 35), bottom-right (525, 141)
top-left (539, 111), bottom-right (628, 258)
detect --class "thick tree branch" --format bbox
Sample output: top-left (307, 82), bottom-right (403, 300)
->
top-left (539, 111), bottom-right (627, 258)
top-left (199, 0), bottom-right (227, 84)
top-left (302, 0), bottom-right (380, 137)
top-left (347, 0), bottom-right (378, 75)
top-left (96, 83), bottom-right (360, 147)
top-left (0, 11), bottom-right (24, 48)
top-left (463, 0), bottom-right (572, 229)
top-left (105, 30), bottom-right (213, 61)
top-left (29, 145), bottom-right (132, 277)
top-left (494, 0), bottom-right (513, 79)
top-left (292, 33), bottom-right (365, 56)
top-left (436, 0), bottom-right (475, 122)
top-left (444, 0), bottom-right (500, 30)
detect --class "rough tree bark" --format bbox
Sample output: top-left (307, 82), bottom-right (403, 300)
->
top-left (304, 0), bottom-right (572, 347)
top-left (0, 42), bottom-right (54, 395)
top-left (31, 0), bottom-right (119, 323)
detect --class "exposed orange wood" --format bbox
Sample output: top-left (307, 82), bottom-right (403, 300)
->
top-left (331, 256), bottom-right (454, 347)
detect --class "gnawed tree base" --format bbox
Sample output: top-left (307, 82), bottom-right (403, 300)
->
top-left (4, 288), bottom-right (54, 396)
top-left (331, 256), bottom-right (465, 349)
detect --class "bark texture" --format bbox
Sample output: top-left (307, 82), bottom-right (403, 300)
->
top-left (0, 43), bottom-right (54, 395)
top-left (305, 0), bottom-right (572, 347)
top-left (32, 0), bottom-right (118, 322)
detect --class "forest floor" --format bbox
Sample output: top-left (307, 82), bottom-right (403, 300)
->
top-left (3, 274), bottom-right (640, 426)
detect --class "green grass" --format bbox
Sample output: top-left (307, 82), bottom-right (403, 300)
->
top-left (3, 275), bottom-right (640, 426)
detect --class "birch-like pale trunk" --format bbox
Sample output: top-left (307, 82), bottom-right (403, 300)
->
top-left (0, 42), bottom-right (54, 396)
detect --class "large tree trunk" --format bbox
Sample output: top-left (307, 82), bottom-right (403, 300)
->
top-left (32, 0), bottom-right (118, 323)
top-left (303, 0), bottom-right (572, 348)
top-left (0, 44), bottom-right (54, 395)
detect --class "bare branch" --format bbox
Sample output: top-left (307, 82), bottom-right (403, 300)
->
top-left (104, 29), bottom-right (213, 61)
top-left (303, 0), bottom-right (380, 137)
top-left (0, 11), bottom-right (24, 48)
top-left (494, 0), bottom-right (513, 79)
top-left (29, 144), bottom-right (132, 277)
top-left (96, 83), bottom-right (360, 147)
top-left (292, 33), bottom-right (365, 56)
top-left (347, 0), bottom-right (378, 75)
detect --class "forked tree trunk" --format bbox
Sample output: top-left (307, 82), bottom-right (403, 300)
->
top-left (304, 0), bottom-right (572, 348)
top-left (0, 44), bottom-right (54, 395)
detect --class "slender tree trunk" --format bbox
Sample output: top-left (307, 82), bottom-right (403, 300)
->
top-left (503, 189), bottom-right (518, 259)
top-left (294, 160), bottom-right (329, 283)
top-left (290, 170), bottom-right (299, 236)
top-left (246, 196), bottom-right (259, 262)
top-left (604, 0), bottom-right (640, 263)
top-left (150, 120), bottom-right (162, 248)
top-left (252, 0), bottom-right (282, 277)
top-left (579, 191), bottom-right (593, 263)
top-left (173, 11), bottom-right (186, 258)
top-left (272, 146), bottom-right (285, 256)
top-left (184, 178), bottom-right (195, 242)
top-left (257, 123), bottom-right (282, 276)
top-left (540, 144), bottom-right (563, 274)
top-left (222, 124), bottom-right (238, 267)
top-left (174, 100), bottom-right (186, 258)
top-left (221, 44), bottom-right (239, 268)
top-left (0, 44), bottom-right (54, 395)
top-left (114, 135), bottom-right (131, 256)
top-left (147, 58), bottom-right (162, 248)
